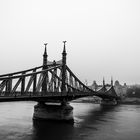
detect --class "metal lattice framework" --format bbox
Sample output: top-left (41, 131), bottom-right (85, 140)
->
top-left (0, 65), bottom-right (92, 96)
top-left (0, 42), bottom-right (119, 102)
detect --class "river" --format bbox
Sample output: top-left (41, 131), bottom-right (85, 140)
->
top-left (0, 101), bottom-right (139, 140)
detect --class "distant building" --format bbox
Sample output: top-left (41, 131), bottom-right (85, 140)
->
top-left (90, 80), bottom-right (98, 91)
top-left (126, 84), bottom-right (140, 98)
top-left (89, 79), bottom-right (128, 98)
top-left (114, 80), bottom-right (127, 98)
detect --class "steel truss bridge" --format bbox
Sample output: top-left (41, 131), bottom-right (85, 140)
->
top-left (0, 42), bottom-right (119, 103)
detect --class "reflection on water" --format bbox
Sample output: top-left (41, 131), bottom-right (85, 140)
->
top-left (33, 120), bottom-right (74, 140)
top-left (0, 101), bottom-right (140, 140)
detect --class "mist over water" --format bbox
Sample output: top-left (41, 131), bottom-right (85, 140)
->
top-left (0, 101), bottom-right (139, 140)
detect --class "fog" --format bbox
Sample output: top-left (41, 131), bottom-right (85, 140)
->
top-left (0, 0), bottom-right (140, 85)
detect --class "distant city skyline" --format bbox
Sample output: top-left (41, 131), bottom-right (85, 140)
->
top-left (0, 0), bottom-right (140, 85)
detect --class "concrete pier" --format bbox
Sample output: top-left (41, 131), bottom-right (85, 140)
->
top-left (33, 102), bottom-right (74, 122)
top-left (100, 99), bottom-right (117, 106)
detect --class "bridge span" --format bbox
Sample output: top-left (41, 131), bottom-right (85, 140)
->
top-left (0, 41), bottom-right (119, 122)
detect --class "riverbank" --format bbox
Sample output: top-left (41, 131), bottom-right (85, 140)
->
top-left (120, 97), bottom-right (140, 105)
top-left (72, 97), bottom-right (140, 105)
top-left (71, 97), bottom-right (100, 104)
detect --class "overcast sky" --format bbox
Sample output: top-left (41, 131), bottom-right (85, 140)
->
top-left (0, 0), bottom-right (140, 85)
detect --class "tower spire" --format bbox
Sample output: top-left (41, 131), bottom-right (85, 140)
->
top-left (42, 43), bottom-right (48, 93)
top-left (44, 43), bottom-right (48, 56)
top-left (43, 43), bottom-right (48, 66)
top-left (61, 41), bottom-right (67, 93)
top-left (62, 41), bottom-right (67, 65)
top-left (111, 76), bottom-right (113, 86)
top-left (103, 77), bottom-right (105, 86)
top-left (62, 41), bottom-right (67, 54)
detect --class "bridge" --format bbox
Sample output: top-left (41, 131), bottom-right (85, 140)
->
top-left (0, 41), bottom-right (119, 121)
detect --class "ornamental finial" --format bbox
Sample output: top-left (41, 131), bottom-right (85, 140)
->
top-left (63, 41), bottom-right (67, 53)
top-left (44, 43), bottom-right (48, 55)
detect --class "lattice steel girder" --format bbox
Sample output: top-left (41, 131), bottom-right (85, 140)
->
top-left (0, 80), bottom-right (7, 92)
top-left (25, 75), bottom-right (36, 92)
top-left (6, 78), bottom-right (12, 92)
top-left (12, 78), bottom-right (23, 93)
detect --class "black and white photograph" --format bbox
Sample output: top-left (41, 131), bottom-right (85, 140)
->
top-left (0, 0), bottom-right (140, 140)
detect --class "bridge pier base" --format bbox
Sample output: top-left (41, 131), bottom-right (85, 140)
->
top-left (100, 99), bottom-right (117, 106)
top-left (33, 102), bottom-right (74, 122)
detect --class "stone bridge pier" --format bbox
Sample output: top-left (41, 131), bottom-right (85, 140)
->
top-left (100, 98), bottom-right (118, 105)
top-left (33, 101), bottom-right (74, 122)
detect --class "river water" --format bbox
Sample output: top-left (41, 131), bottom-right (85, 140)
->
top-left (0, 101), bottom-right (139, 140)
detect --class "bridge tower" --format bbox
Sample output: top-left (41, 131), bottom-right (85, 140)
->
top-left (33, 42), bottom-right (73, 122)
top-left (43, 43), bottom-right (48, 66)
top-left (42, 43), bottom-right (48, 93)
top-left (100, 77), bottom-right (118, 105)
top-left (61, 41), bottom-right (67, 94)
top-left (102, 77), bottom-right (107, 92)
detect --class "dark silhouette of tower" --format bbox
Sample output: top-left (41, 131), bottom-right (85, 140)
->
top-left (102, 77), bottom-right (107, 92)
top-left (111, 77), bottom-right (113, 86)
top-left (42, 43), bottom-right (48, 92)
top-left (43, 43), bottom-right (48, 68)
top-left (103, 77), bottom-right (105, 87)
top-left (61, 41), bottom-right (67, 93)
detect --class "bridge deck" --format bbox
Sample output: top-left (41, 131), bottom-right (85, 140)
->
top-left (0, 91), bottom-right (119, 102)
top-left (0, 92), bottom-right (93, 102)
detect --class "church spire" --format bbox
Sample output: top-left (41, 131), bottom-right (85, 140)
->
top-left (111, 76), bottom-right (113, 86)
top-left (103, 77), bottom-right (105, 86)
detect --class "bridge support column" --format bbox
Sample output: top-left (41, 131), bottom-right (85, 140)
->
top-left (33, 102), bottom-right (74, 122)
top-left (100, 99), bottom-right (118, 106)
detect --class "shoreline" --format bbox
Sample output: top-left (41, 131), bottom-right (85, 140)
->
top-left (71, 98), bottom-right (140, 105)
top-left (120, 97), bottom-right (140, 105)
top-left (119, 101), bottom-right (140, 105)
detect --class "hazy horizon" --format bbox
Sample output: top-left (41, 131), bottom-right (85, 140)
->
top-left (0, 0), bottom-right (140, 85)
